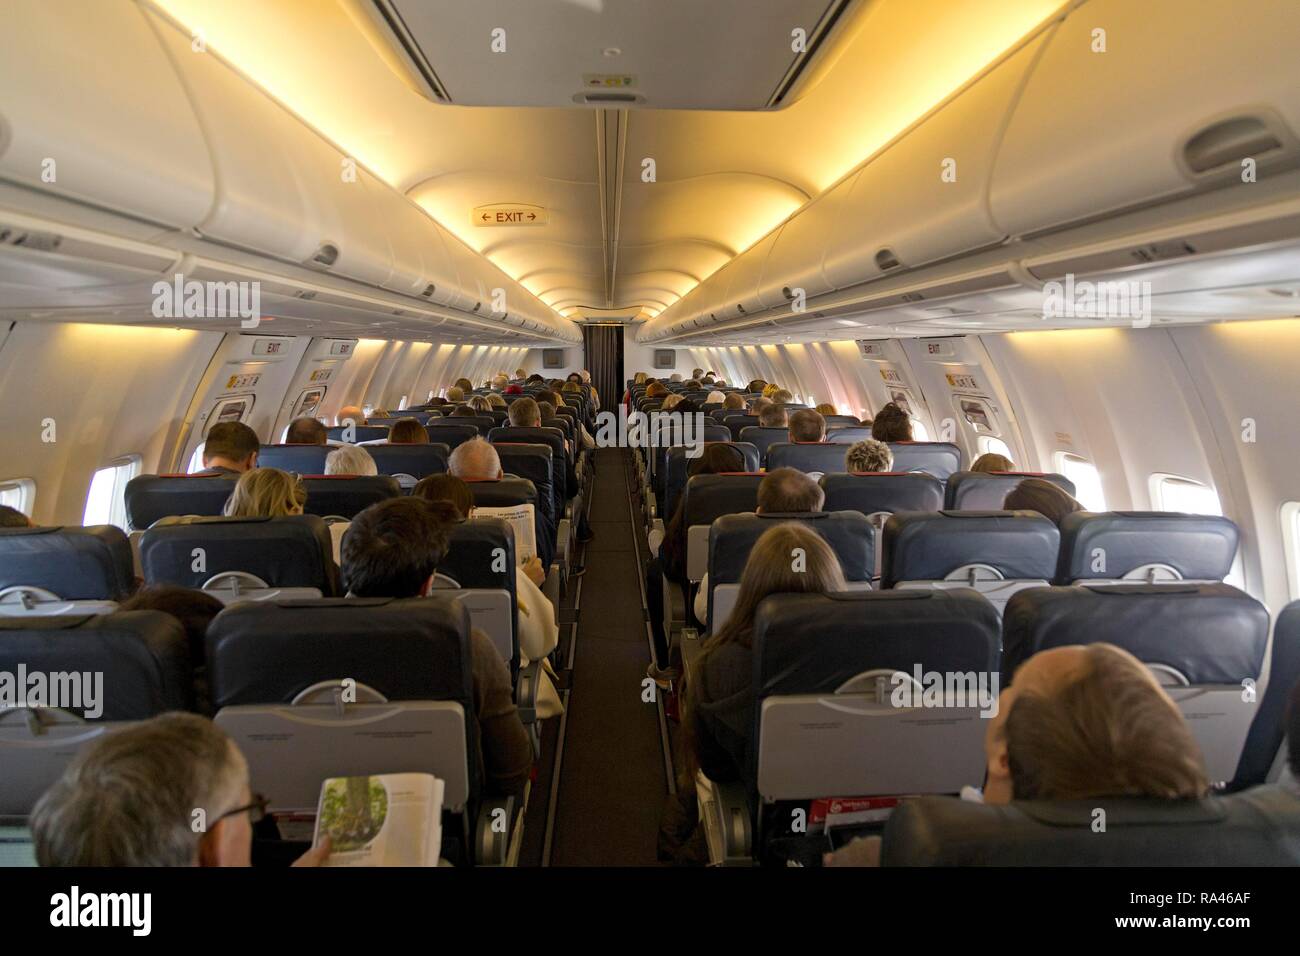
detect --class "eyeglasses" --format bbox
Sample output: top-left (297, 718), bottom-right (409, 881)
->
top-left (217, 794), bottom-right (269, 825)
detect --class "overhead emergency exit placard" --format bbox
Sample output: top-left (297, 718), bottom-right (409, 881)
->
top-left (473, 204), bottom-right (548, 227)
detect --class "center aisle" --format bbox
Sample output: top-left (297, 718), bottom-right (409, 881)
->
top-left (548, 448), bottom-right (668, 865)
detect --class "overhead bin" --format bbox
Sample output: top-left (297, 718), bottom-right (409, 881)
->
top-left (146, 10), bottom-right (393, 288)
top-left (989, 0), bottom-right (1300, 238)
top-left (823, 32), bottom-right (1050, 289)
top-left (0, 0), bottom-right (214, 230)
top-left (720, 230), bottom-right (779, 319)
top-left (757, 171), bottom-right (861, 309)
top-left (381, 196), bottom-right (458, 307)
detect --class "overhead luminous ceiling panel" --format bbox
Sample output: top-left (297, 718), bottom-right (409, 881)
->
top-left (384, 0), bottom-right (847, 109)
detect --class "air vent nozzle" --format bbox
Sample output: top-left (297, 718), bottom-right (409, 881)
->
top-left (421, 283), bottom-right (437, 298)
top-left (294, 290), bottom-right (317, 301)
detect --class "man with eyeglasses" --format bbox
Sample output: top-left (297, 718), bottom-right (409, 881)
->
top-left (30, 713), bottom-right (331, 867)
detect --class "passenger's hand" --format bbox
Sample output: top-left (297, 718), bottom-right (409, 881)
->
top-left (292, 834), bottom-right (332, 867)
top-left (522, 557), bottom-right (546, 587)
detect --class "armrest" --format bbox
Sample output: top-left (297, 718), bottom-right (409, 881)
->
top-left (696, 772), bottom-right (755, 866)
top-left (663, 570), bottom-right (685, 633)
top-left (515, 659), bottom-right (543, 761)
top-left (475, 793), bottom-right (523, 867)
top-left (515, 660), bottom-right (542, 725)
top-left (647, 518), bottom-right (665, 556)
top-left (545, 564), bottom-right (561, 607)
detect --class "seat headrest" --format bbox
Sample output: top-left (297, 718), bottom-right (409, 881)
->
top-left (753, 590), bottom-right (1001, 701)
top-left (682, 473), bottom-right (765, 527)
top-left (206, 596), bottom-right (472, 711)
top-left (819, 472), bottom-right (945, 516)
top-left (766, 442), bottom-right (850, 475)
top-left (1003, 583), bottom-right (1268, 684)
top-left (882, 511), bottom-right (1060, 587)
top-left (300, 475), bottom-right (400, 519)
top-left (881, 789), bottom-right (1300, 865)
top-left (0, 610), bottom-right (193, 718)
top-left (255, 444), bottom-right (330, 474)
top-left (709, 512), bottom-right (874, 585)
top-left (364, 443), bottom-right (450, 481)
top-left (1057, 511), bottom-right (1239, 583)
top-left (326, 425), bottom-right (388, 443)
top-left (422, 422), bottom-right (480, 447)
top-left (944, 471), bottom-right (1076, 510)
top-left (467, 476), bottom-right (538, 509)
top-left (887, 442), bottom-right (963, 480)
top-left (437, 519), bottom-right (516, 591)
top-left (125, 474), bottom-right (237, 530)
top-left (702, 423), bottom-right (731, 443)
top-left (0, 525), bottom-right (135, 600)
top-left (139, 515), bottom-right (337, 593)
top-left (824, 426), bottom-right (873, 444)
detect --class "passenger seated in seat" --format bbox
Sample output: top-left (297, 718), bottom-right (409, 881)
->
top-left (284, 417), bottom-right (327, 445)
top-left (746, 379), bottom-right (768, 395)
top-left (757, 404), bottom-right (787, 428)
top-left (119, 585), bottom-right (224, 714)
top-left (693, 468), bottom-right (824, 624)
top-left (388, 417), bottom-right (429, 444)
top-left (750, 397), bottom-right (773, 417)
top-left (870, 403), bottom-right (912, 443)
top-left (324, 444), bottom-right (378, 476)
top-left (223, 467), bottom-right (305, 518)
top-left (789, 409), bottom-right (826, 444)
top-left (815, 403), bottom-right (838, 417)
top-left (723, 393), bottom-right (746, 411)
top-left (0, 504), bottom-right (33, 527)
top-left (825, 643), bottom-right (1208, 866)
top-left (336, 405), bottom-right (366, 427)
top-left (31, 713), bottom-right (331, 867)
top-left (844, 439), bottom-right (893, 473)
top-left (468, 395), bottom-right (494, 414)
top-left (686, 524), bottom-right (847, 783)
top-left (770, 388), bottom-right (794, 405)
top-left (971, 452), bottom-right (1015, 473)
top-left (1003, 477), bottom-right (1084, 525)
top-left (646, 443), bottom-right (748, 686)
top-left (199, 422), bottom-right (260, 475)
top-left (413, 474), bottom-right (558, 670)
top-left (342, 497), bottom-right (533, 798)
top-left (446, 385), bottom-right (466, 403)
top-left (487, 393), bottom-right (507, 410)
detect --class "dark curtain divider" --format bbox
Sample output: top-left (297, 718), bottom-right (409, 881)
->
top-left (582, 324), bottom-right (623, 418)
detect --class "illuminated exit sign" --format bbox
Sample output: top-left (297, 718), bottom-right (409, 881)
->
top-left (472, 204), bottom-right (548, 227)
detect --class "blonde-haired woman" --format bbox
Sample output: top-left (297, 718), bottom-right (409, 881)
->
top-left (467, 394), bottom-right (493, 414)
top-left (224, 467), bottom-right (306, 518)
top-left (685, 523), bottom-right (847, 784)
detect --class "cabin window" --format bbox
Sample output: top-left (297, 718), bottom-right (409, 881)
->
top-left (978, 435), bottom-right (1013, 459)
top-left (398, 395), bottom-right (409, 410)
top-left (1282, 503), bottom-right (1300, 600)
top-left (1055, 452), bottom-right (1107, 511)
top-left (910, 418), bottom-right (930, 441)
top-left (83, 455), bottom-right (142, 530)
top-left (0, 478), bottom-right (36, 517)
top-left (1150, 474), bottom-right (1223, 516)
top-left (290, 387), bottom-right (326, 420)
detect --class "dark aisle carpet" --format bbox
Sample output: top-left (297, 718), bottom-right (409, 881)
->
top-left (547, 448), bottom-right (668, 866)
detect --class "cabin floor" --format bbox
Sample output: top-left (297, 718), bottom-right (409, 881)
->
top-left (520, 448), bottom-right (676, 866)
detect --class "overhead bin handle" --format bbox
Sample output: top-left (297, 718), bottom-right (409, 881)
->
top-left (874, 247), bottom-right (902, 272)
top-left (1181, 114), bottom-right (1287, 176)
